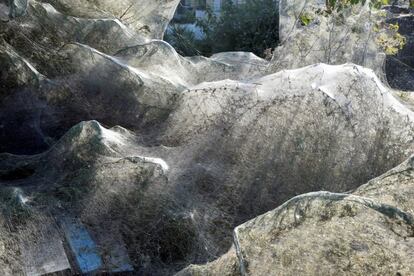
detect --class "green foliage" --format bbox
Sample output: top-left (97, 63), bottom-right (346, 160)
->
top-left (300, 13), bottom-right (314, 26)
top-left (172, 8), bottom-right (196, 24)
top-left (198, 0), bottom-right (279, 57)
top-left (375, 23), bottom-right (407, 55)
top-left (166, 0), bottom-right (279, 57)
top-left (326, 0), bottom-right (390, 11)
top-left (299, 0), bottom-right (406, 55)
top-left (397, 91), bottom-right (409, 100)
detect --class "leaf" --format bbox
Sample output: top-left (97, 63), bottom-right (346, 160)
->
top-left (300, 13), bottom-right (313, 26)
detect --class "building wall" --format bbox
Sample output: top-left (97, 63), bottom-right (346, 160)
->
top-left (206, 0), bottom-right (222, 11)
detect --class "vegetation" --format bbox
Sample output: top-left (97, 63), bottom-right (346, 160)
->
top-left (166, 0), bottom-right (409, 58)
top-left (298, 0), bottom-right (406, 55)
top-left (165, 24), bottom-right (202, 56)
top-left (325, 0), bottom-right (391, 11)
top-left (165, 0), bottom-right (279, 58)
top-left (375, 23), bottom-right (406, 55)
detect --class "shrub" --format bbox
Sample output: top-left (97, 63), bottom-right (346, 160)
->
top-left (165, 0), bottom-right (279, 58)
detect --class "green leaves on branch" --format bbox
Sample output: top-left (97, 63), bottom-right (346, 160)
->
top-left (375, 23), bottom-right (407, 55)
top-left (298, 0), bottom-right (406, 56)
top-left (324, 0), bottom-right (406, 55)
top-left (326, 0), bottom-right (390, 11)
top-left (300, 13), bottom-right (314, 26)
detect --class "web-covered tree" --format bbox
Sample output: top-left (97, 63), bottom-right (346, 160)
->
top-left (325, 0), bottom-right (390, 10)
top-left (299, 0), bottom-right (406, 55)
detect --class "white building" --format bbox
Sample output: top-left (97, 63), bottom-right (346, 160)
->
top-left (208, 0), bottom-right (222, 12)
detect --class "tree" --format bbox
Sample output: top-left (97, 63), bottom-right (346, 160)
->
top-left (165, 0), bottom-right (279, 57)
top-left (197, 0), bottom-right (279, 57)
top-left (299, 0), bottom-right (406, 55)
top-left (164, 24), bottom-right (201, 56)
